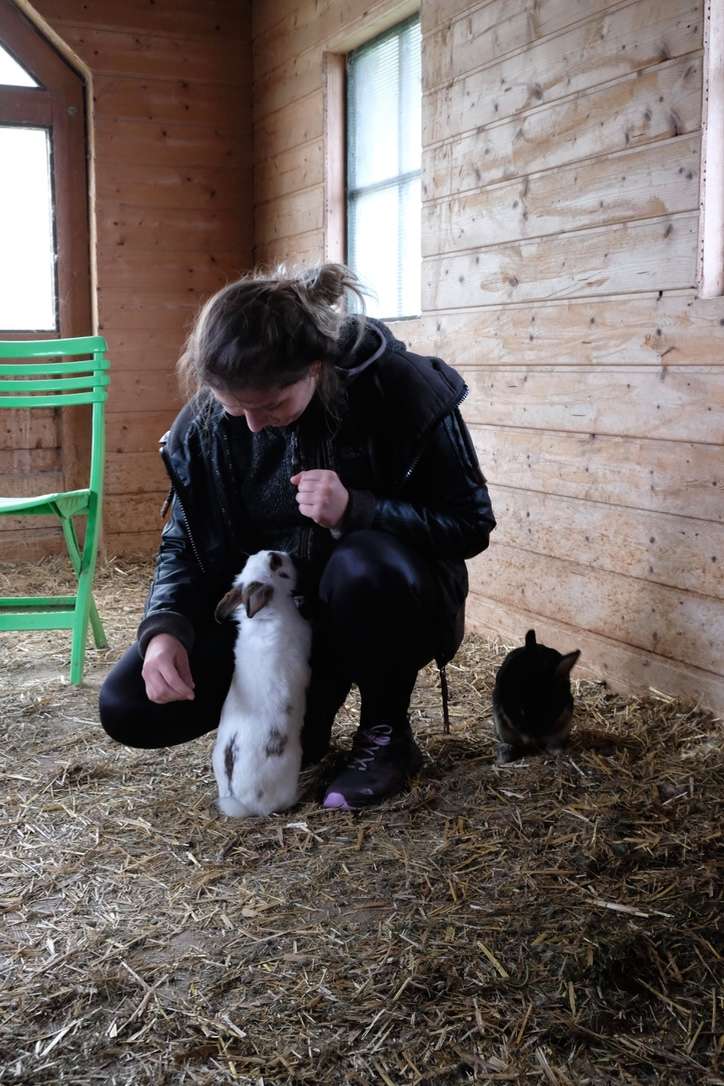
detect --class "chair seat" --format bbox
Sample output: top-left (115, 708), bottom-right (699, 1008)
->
top-left (0, 488), bottom-right (91, 518)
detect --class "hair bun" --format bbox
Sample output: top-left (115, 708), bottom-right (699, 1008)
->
top-left (302, 263), bottom-right (356, 307)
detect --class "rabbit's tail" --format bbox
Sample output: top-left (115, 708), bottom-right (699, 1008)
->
top-left (217, 794), bottom-right (251, 818)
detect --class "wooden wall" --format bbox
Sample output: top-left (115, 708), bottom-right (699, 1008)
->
top-left (2, 0), bottom-right (253, 559)
top-left (252, 0), bottom-right (724, 712)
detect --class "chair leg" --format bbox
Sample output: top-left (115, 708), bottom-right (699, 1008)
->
top-left (62, 510), bottom-right (107, 685)
top-left (62, 516), bottom-right (107, 649)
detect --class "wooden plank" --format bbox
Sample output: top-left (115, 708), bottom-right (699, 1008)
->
top-left (99, 300), bottom-right (200, 334)
top-left (106, 452), bottom-right (168, 496)
top-left (0, 448), bottom-right (61, 473)
top-left (423, 212), bottom-right (697, 310)
top-left (96, 252), bottom-right (246, 294)
top-left (105, 493), bottom-right (169, 535)
top-left (102, 341), bottom-right (185, 373)
top-left (252, 0), bottom-right (296, 39)
top-left (35, 0), bottom-right (247, 39)
top-left (255, 188), bottom-right (324, 246)
top-left (93, 74), bottom-right (251, 128)
top-left (52, 24), bottom-right (246, 84)
top-left (94, 117), bottom-right (246, 170)
top-left (423, 0), bottom-right (701, 143)
top-left (397, 290), bottom-right (724, 368)
top-left (421, 0), bottom-right (494, 35)
top-left (424, 0), bottom-right (626, 89)
top-left (489, 484), bottom-right (724, 599)
top-left (0, 411), bottom-right (58, 451)
top-left (463, 365), bottom-right (724, 443)
top-left (95, 162), bottom-right (247, 212)
top-left (465, 592), bottom-right (724, 713)
top-left (468, 423), bottom-right (724, 523)
top-left (252, 0), bottom-right (418, 121)
top-left (107, 412), bottom-right (178, 454)
top-left (252, 0), bottom-right (415, 82)
top-left (0, 471), bottom-right (64, 498)
top-left (106, 370), bottom-right (184, 415)
top-left (254, 91), bottom-right (324, 161)
top-left (469, 543), bottom-right (724, 675)
top-left (253, 229), bottom-right (325, 269)
top-left (98, 206), bottom-right (247, 253)
top-left (424, 55), bottom-right (701, 200)
top-left (254, 139), bottom-right (324, 205)
top-left (0, 512), bottom-right (59, 532)
top-left (423, 133), bottom-right (700, 256)
top-left (0, 527), bottom-right (65, 561)
top-left (105, 529), bottom-right (163, 557)
top-left (253, 48), bottom-right (322, 123)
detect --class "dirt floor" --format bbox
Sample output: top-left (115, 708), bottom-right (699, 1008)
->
top-left (0, 557), bottom-right (722, 1086)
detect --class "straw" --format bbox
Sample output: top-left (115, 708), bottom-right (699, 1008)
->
top-left (0, 555), bottom-right (721, 1084)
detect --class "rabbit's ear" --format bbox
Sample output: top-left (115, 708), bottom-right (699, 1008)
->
top-left (525, 629), bottom-right (537, 650)
top-left (215, 587), bottom-right (244, 623)
top-left (243, 581), bottom-right (274, 618)
top-left (555, 650), bottom-right (581, 679)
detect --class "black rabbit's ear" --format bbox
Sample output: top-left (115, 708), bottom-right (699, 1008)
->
top-left (555, 650), bottom-right (581, 679)
top-left (243, 581), bottom-right (274, 618)
top-left (525, 629), bottom-right (537, 649)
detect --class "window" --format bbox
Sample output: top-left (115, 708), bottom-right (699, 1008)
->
top-left (698, 0), bottom-right (724, 298)
top-left (0, 39), bottom-right (38, 85)
top-left (346, 17), bottom-right (421, 320)
top-left (0, 123), bottom-right (56, 330)
top-left (0, 0), bottom-right (90, 337)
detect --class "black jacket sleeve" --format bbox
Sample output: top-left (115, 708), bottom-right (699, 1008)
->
top-left (340, 408), bottom-right (495, 559)
top-left (135, 494), bottom-right (204, 657)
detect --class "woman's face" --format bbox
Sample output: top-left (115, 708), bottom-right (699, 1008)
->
top-left (212, 364), bottom-right (320, 432)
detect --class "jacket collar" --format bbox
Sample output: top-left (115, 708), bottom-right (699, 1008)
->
top-left (334, 318), bottom-right (401, 381)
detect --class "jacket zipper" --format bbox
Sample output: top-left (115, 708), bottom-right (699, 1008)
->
top-left (401, 384), bottom-right (469, 489)
top-left (295, 416), bottom-right (337, 561)
top-left (160, 446), bottom-right (207, 574)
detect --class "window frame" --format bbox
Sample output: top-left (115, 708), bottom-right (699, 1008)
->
top-left (0, 0), bottom-right (90, 339)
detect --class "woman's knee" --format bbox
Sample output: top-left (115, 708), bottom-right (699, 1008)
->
top-left (320, 529), bottom-right (432, 603)
top-left (98, 647), bottom-right (151, 746)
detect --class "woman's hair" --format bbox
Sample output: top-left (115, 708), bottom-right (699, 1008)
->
top-left (178, 262), bottom-right (366, 411)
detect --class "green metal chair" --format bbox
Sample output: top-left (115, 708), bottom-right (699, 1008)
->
top-left (0, 336), bottom-right (110, 684)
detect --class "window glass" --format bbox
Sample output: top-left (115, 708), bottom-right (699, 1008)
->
top-left (0, 126), bottom-right (57, 330)
top-left (0, 42), bottom-right (39, 87)
top-left (347, 17), bottom-right (421, 319)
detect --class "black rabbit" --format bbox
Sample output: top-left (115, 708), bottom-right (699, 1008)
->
top-left (492, 629), bottom-right (581, 765)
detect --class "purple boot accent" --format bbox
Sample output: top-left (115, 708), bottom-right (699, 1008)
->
top-left (322, 791), bottom-right (352, 810)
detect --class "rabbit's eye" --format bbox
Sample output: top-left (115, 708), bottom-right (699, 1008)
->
top-left (278, 572), bottom-right (290, 579)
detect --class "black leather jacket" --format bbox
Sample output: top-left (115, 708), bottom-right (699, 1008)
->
top-left (137, 319), bottom-right (496, 664)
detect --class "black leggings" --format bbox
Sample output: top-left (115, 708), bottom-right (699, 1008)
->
top-left (99, 530), bottom-right (444, 758)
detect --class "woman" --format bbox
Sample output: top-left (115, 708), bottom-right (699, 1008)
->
top-left (99, 263), bottom-right (495, 809)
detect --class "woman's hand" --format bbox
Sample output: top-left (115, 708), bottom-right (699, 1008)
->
top-left (142, 633), bottom-right (195, 704)
top-left (291, 469), bottom-right (349, 529)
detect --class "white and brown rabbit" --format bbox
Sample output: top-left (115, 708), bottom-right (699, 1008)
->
top-left (492, 629), bottom-right (580, 765)
top-left (212, 550), bottom-right (312, 816)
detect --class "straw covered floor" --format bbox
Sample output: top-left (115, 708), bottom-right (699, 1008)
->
top-left (0, 557), bottom-right (722, 1085)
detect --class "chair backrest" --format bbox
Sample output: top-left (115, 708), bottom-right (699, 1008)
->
top-left (0, 336), bottom-right (110, 493)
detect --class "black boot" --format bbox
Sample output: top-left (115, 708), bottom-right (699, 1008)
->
top-left (323, 721), bottom-right (424, 809)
